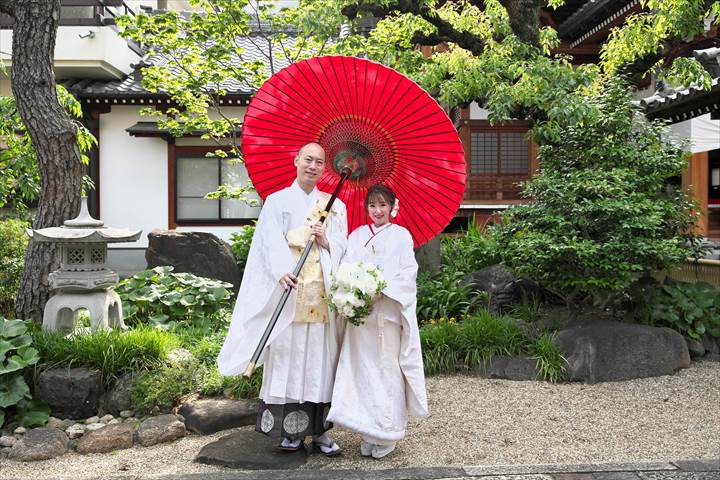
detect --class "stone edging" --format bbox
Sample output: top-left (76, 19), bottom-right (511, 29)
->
top-left (14, 459), bottom-right (717, 480)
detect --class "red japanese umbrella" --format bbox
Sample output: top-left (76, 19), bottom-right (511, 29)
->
top-left (242, 55), bottom-right (466, 248)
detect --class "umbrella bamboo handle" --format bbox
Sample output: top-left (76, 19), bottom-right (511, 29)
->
top-left (242, 170), bottom-right (351, 378)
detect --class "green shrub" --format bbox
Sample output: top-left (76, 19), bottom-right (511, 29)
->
top-left (229, 224), bottom-right (255, 272)
top-left (0, 219), bottom-right (28, 318)
top-left (197, 365), bottom-right (262, 399)
top-left (416, 271), bottom-right (481, 322)
top-left (420, 318), bottom-right (462, 375)
top-left (441, 219), bottom-right (501, 276)
top-left (635, 281), bottom-right (720, 340)
top-left (528, 333), bottom-right (567, 383)
top-left (130, 360), bottom-right (261, 413)
top-left (0, 317), bottom-right (48, 428)
top-left (130, 361), bottom-right (200, 413)
top-left (32, 325), bottom-right (178, 385)
top-left (115, 266), bottom-right (233, 329)
top-left (491, 79), bottom-right (703, 313)
top-left (460, 310), bottom-right (527, 368)
top-left (419, 310), bottom-right (568, 382)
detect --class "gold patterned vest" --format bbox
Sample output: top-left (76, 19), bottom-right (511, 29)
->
top-left (286, 192), bottom-right (332, 324)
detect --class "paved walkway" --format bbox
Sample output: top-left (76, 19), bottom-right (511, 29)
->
top-left (18, 458), bottom-right (716, 480)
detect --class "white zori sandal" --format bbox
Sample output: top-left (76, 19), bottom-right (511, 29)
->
top-left (279, 437), bottom-right (303, 451)
top-left (371, 442), bottom-right (396, 459)
top-left (311, 433), bottom-right (342, 456)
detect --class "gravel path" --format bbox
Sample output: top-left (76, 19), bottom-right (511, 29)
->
top-left (1, 361), bottom-right (718, 479)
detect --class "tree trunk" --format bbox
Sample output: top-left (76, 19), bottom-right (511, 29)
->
top-left (1, 0), bottom-right (84, 321)
top-left (500, 0), bottom-right (540, 47)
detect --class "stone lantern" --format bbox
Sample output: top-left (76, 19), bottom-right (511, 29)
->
top-left (30, 198), bottom-right (141, 331)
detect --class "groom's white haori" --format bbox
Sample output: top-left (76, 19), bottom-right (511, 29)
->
top-left (327, 223), bottom-right (428, 444)
top-left (218, 180), bottom-right (347, 411)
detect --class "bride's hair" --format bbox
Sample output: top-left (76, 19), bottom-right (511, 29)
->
top-left (364, 185), bottom-right (396, 210)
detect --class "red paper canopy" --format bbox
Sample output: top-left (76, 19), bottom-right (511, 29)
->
top-left (242, 55), bottom-right (466, 247)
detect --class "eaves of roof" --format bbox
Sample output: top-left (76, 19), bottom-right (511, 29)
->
top-left (641, 47), bottom-right (720, 123)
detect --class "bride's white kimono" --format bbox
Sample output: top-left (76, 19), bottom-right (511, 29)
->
top-left (218, 180), bottom-right (347, 437)
top-left (327, 223), bottom-right (428, 444)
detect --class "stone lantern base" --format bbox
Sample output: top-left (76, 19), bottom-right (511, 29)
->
top-left (43, 290), bottom-right (126, 332)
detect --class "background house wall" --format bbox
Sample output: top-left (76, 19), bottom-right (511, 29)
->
top-left (100, 104), bottom-right (253, 275)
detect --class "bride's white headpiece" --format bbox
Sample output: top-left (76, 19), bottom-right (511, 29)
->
top-left (390, 198), bottom-right (400, 218)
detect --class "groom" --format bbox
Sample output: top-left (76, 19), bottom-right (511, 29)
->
top-left (218, 143), bottom-right (347, 455)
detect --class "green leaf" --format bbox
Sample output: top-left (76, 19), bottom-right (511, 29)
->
top-left (0, 375), bottom-right (31, 408)
top-left (0, 319), bottom-right (26, 338)
top-left (16, 399), bottom-right (50, 428)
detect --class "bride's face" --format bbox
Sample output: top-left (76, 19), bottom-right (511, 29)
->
top-left (367, 197), bottom-right (391, 226)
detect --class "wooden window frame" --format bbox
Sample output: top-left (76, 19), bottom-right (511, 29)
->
top-left (462, 119), bottom-right (538, 201)
top-left (168, 143), bottom-right (258, 228)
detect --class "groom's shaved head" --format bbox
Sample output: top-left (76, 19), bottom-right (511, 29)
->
top-left (296, 142), bottom-right (325, 159)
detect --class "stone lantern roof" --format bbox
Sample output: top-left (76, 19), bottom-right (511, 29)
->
top-left (29, 198), bottom-right (141, 244)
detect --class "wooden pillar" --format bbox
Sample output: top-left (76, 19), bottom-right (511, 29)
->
top-left (167, 139), bottom-right (177, 230)
top-left (529, 136), bottom-right (539, 176)
top-left (459, 107), bottom-right (471, 200)
top-left (682, 151), bottom-right (709, 236)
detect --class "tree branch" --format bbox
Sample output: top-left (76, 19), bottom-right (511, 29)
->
top-left (342, 0), bottom-right (541, 53)
top-left (342, 0), bottom-right (487, 56)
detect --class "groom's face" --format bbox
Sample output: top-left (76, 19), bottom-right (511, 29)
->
top-left (295, 144), bottom-right (326, 188)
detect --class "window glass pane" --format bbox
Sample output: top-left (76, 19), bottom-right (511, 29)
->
top-left (220, 159), bottom-right (262, 219)
top-left (177, 156), bottom-right (219, 220)
top-left (471, 132), bottom-right (497, 174)
top-left (177, 198), bottom-right (219, 220)
top-left (499, 132), bottom-right (529, 174)
top-left (177, 157), bottom-right (218, 197)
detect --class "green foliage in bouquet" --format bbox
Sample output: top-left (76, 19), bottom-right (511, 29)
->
top-left (0, 317), bottom-right (48, 428)
top-left (115, 266), bottom-right (232, 329)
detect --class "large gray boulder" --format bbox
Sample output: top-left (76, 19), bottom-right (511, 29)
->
top-left (179, 398), bottom-right (259, 435)
top-left (463, 264), bottom-right (517, 293)
top-left (9, 428), bottom-right (69, 461)
top-left (415, 236), bottom-right (441, 275)
top-left (195, 430), bottom-right (307, 469)
top-left (556, 321), bottom-right (691, 383)
top-left (464, 264), bottom-right (541, 313)
top-left (35, 368), bottom-right (103, 419)
top-left (702, 333), bottom-right (720, 361)
top-left (480, 355), bottom-right (540, 381)
top-left (145, 230), bottom-right (240, 292)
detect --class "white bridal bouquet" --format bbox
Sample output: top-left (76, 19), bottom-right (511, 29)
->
top-left (328, 262), bottom-right (387, 326)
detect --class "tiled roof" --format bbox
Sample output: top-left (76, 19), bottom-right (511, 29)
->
top-left (640, 47), bottom-right (720, 122)
top-left (62, 32), bottom-right (295, 100)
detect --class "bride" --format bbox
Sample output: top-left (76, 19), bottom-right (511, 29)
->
top-left (327, 184), bottom-right (428, 459)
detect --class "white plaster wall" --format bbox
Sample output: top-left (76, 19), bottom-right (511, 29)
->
top-left (100, 106), bottom-right (168, 249)
top-left (469, 102), bottom-right (489, 120)
top-left (670, 113), bottom-right (720, 153)
top-left (1, 27), bottom-right (139, 80)
top-left (101, 105), bottom-right (256, 257)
